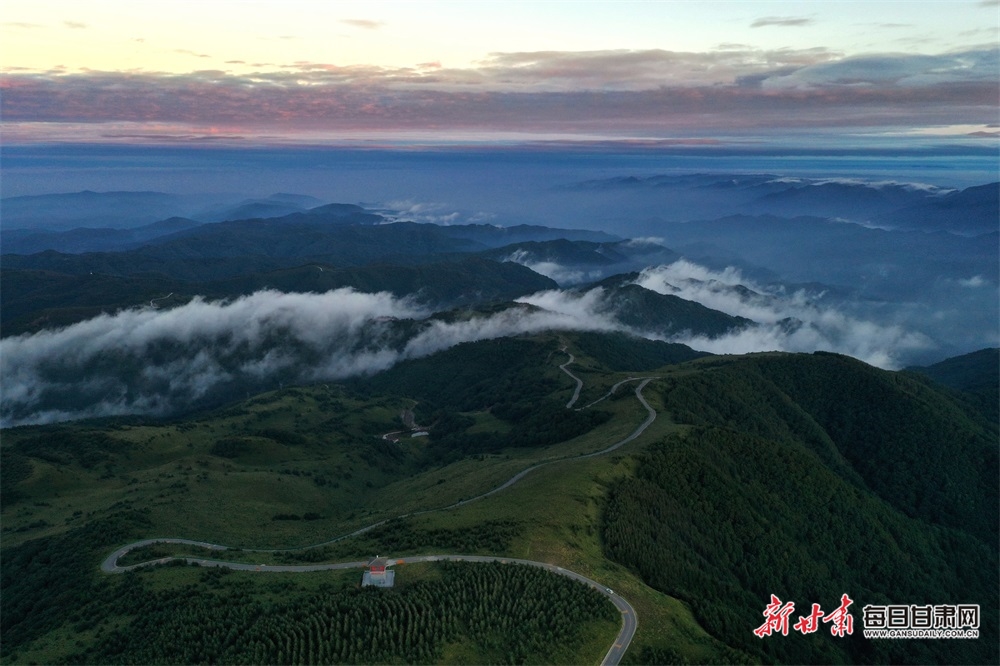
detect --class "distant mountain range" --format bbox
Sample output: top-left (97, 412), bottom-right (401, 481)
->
top-left (3, 217), bottom-right (204, 255)
top-left (1, 196), bottom-right (618, 257)
top-left (651, 214), bottom-right (996, 301)
top-left (876, 183), bottom-right (1000, 235)
top-left (9, 206), bottom-right (991, 307)
top-left (3, 180), bottom-right (996, 370)
top-left (2, 177), bottom-right (996, 666)
top-left (0, 191), bottom-right (325, 232)
top-left (483, 238), bottom-right (681, 285)
top-left (196, 193), bottom-right (327, 222)
top-left (1, 190), bottom-right (194, 231)
top-left (566, 173), bottom-right (998, 235)
top-left (0, 258), bottom-right (558, 337)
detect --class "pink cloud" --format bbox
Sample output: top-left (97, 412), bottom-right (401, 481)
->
top-left (1, 47), bottom-right (996, 143)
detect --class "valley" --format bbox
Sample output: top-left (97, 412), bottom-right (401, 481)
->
top-left (2, 329), bottom-right (996, 664)
top-left (1, 173), bottom-right (997, 665)
top-left (3, 2), bottom-right (998, 662)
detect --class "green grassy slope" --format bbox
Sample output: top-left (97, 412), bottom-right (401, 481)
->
top-left (1, 341), bottom-right (995, 665)
top-left (0, 336), bottom-right (712, 663)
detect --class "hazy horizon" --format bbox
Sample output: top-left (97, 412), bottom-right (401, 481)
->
top-left (3, 143), bottom-right (997, 202)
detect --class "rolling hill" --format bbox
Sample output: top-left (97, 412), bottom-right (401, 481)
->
top-left (0, 258), bottom-right (558, 337)
top-left (605, 351), bottom-right (998, 665)
top-left (0, 180), bottom-right (996, 665)
top-left (906, 348), bottom-right (1000, 423)
top-left (1, 337), bottom-right (995, 664)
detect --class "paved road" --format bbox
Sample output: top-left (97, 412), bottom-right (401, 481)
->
top-left (420, 377), bottom-right (657, 509)
top-left (559, 348), bottom-right (585, 408)
top-left (579, 375), bottom-right (651, 410)
top-left (148, 292), bottom-right (174, 307)
top-left (102, 376), bottom-right (660, 565)
top-left (100, 354), bottom-right (656, 663)
top-left (102, 548), bottom-right (636, 665)
top-left (580, 379), bottom-right (656, 458)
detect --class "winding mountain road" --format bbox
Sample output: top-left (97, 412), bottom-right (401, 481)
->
top-left (559, 347), bottom-right (585, 408)
top-left (99, 351), bottom-right (656, 664)
top-left (148, 292), bottom-right (174, 307)
top-left (102, 550), bottom-right (635, 665)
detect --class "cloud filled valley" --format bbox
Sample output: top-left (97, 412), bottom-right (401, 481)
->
top-left (631, 261), bottom-right (937, 368)
top-left (1, 286), bottom-right (625, 426)
top-left (2, 169), bottom-right (996, 427)
top-left (1, 254), bottom-right (962, 426)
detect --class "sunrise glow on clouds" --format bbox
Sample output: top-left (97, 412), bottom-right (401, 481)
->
top-left (1, 0), bottom-right (998, 146)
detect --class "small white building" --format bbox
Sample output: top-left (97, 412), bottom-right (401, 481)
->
top-left (361, 556), bottom-right (395, 588)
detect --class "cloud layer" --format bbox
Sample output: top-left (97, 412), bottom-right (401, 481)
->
top-left (1, 289), bottom-right (422, 425)
top-left (503, 249), bottom-right (605, 285)
top-left (633, 261), bottom-right (934, 368)
top-left (2, 46), bottom-right (996, 141)
top-left (0, 262), bottom-right (966, 426)
top-left (0, 287), bottom-right (623, 426)
top-left (751, 16), bottom-right (814, 28)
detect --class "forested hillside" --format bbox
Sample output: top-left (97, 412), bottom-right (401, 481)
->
top-left (361, 336), bottom-right (613, 461)
top-left (2, 511), bottom-right (615, 665)
top-left (564, 331), bottom-right (708, 372)
top-left (906, 348), bottom-right (999, 424)
top-left (1, 259), bottom-right (557, 337)
top-left (603, 352), bottom-right (998, 665)
top-left (2, 336), bottom-right (995, 665)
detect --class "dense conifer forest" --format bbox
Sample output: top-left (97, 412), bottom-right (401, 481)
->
top-left (75, 561), bottom-right (616, 665)
top-left (2, 510), bottom-right (615, 665)
top-left (602, 353), bottom-right (998, 664)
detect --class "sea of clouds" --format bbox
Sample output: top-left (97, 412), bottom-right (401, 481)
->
top-left (1, 259), bottom-right (946, 426)
top-left (0, 287), bottom-right (622, 426)
top-left (632, 261), bottom-right (935, 368)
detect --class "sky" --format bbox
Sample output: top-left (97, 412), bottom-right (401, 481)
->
top-left (2, 0), bottom-right (998, 147)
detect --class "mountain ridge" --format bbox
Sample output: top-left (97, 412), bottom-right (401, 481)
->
top-left (2, 342), bottom-right (995, 664)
